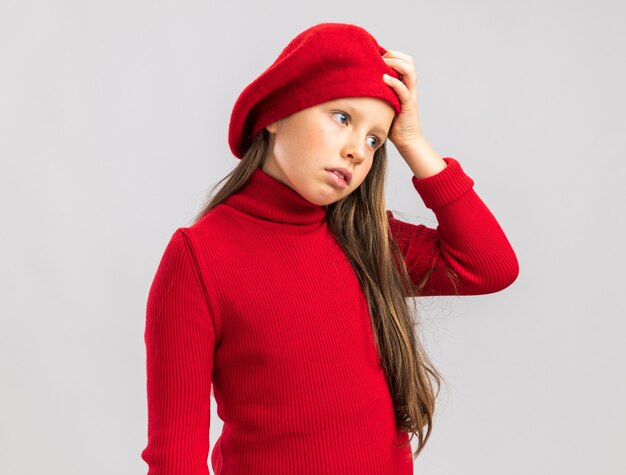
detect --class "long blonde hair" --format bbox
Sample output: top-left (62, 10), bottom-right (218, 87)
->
top-left (192, 129), bottom-right (451, 460)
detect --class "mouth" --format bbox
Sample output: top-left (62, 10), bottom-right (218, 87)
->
top-left (324, 168), bottom-right (352, 186)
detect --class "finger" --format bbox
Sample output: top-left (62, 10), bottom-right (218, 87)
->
top-left (382, 58), bottom-right (417, 95)
top-left (383, 74), bottom-right (413, 103)
top-left (382, 57), bottom-right (415, 78)
top-left (382, 49), bottom-right (414, 65)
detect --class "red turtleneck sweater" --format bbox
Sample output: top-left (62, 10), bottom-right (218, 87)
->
top-left (141, 157), bottom-right (519, 474)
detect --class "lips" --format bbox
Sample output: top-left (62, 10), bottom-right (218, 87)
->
top-left (325, 167), bottom-right (352, 185)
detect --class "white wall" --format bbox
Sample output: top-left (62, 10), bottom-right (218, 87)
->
top-left (1, 0), bottom-right (624, 473)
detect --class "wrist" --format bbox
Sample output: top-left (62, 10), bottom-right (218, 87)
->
top-left (396, 136), bottom-right (447, 179)
top-left (394, 134), bottom-right (427, 153)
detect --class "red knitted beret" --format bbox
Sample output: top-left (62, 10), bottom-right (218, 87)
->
top-left (228, 22), bottom-right (403, 159)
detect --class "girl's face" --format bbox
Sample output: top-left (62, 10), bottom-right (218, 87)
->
top-left (262, 97), bottom-right (396, 206)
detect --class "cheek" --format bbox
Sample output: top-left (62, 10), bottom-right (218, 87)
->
top-left (358, 160), bottom-right (375, 182)
top-left (280, 124), bottom-right (314, 153)
top-left (274, 119), bottom-right (336, 165)
top-left (272, 130), bottom-right (300, 163)
top-left (296, 125), bottom-right (333, 163)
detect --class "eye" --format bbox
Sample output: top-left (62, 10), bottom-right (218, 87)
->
top-left (368, 136), bottom-right (381, 149)
top-left (332, 110), bottom-right (384, 150)
top-left (331, 111), bottom-right (349, 126)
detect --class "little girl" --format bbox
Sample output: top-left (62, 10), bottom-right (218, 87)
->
top-left (141, 22), bottom-right (519, 475)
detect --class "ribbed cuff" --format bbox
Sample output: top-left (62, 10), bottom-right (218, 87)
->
top-left (411, 157), bottom-right (475, 210)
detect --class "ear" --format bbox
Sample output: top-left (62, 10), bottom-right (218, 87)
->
top-left (265, 120), bottom-right (279, 134)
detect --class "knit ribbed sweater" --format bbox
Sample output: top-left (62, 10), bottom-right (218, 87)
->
top-left (141, 157), bottom-right (519, 474)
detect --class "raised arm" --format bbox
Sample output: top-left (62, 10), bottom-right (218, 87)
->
top-left (379, 50), bottom-right (518, 296)
top-left (387, 157), bottom-right (519, 296)
top-left (141, 229), bottom-right (216, 474)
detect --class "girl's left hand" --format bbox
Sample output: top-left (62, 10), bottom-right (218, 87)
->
top-left (382, 50), bottom-right (424, 150)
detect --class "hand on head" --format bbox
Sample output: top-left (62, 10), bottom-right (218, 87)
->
top-left (382, 49), bottom-right (425, 150)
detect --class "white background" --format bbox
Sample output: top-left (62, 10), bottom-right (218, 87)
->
top-left (1, 0), bottom-right (624, 473)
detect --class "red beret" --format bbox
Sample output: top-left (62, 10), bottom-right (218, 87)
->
top-left (228, 22), bottom-right (403, 159)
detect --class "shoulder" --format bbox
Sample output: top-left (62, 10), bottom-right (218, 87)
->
top-left (178, 203), bottom-right (234, 240)
top-left (170, 203), bottom-right (242, 263)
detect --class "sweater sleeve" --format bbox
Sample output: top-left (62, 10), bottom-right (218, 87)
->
top-left (387, 157), bottom-right (519, 296)
top-left (141, 229), bottom-right (216, 474)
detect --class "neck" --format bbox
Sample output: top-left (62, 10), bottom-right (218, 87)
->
top-left (223, 167), bottom-right (327, 226)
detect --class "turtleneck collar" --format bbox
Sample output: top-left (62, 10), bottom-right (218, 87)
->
top-left (223, 167), bottom-right (327, 225)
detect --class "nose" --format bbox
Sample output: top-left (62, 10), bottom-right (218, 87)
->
top-left (342, 134), bottom-right (367, 163)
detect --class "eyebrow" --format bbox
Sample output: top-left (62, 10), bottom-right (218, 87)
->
top-left (332, 100), bottom-right (391, 137)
